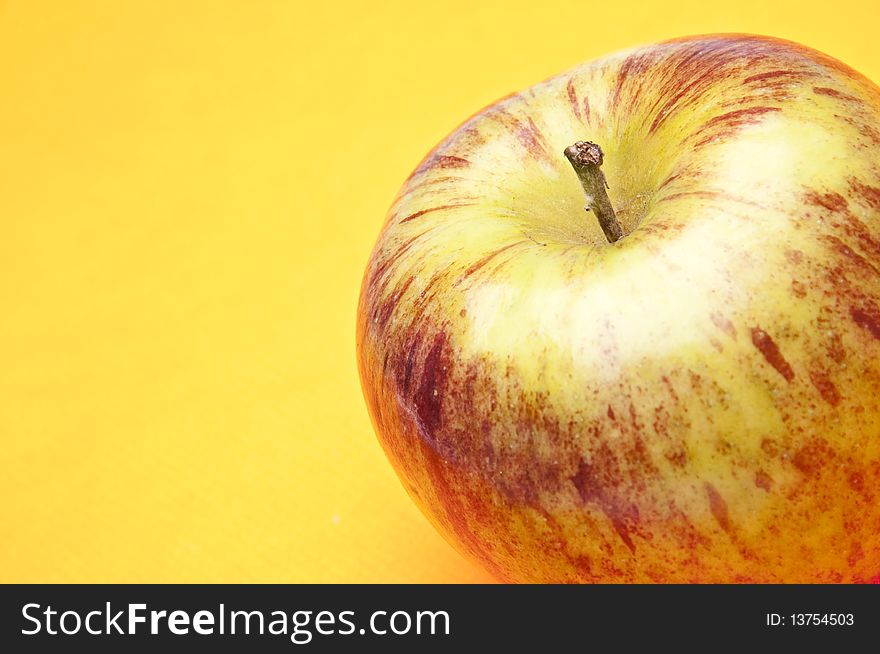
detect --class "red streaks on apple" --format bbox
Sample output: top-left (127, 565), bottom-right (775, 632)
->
top-left (704, 483), bottom-right (732, 534)
top-left (754, 470), bottom-right (773, 492)
top-left (413, 330), bottom-right (446, 436)
top-left (566, 78), bottom-right (582, 122)
top-left (571, 454), bottom-right (638, 554)
top-left (743, 69), bottom-right (801, 84)
top-left (813, 86), bottom-right (859, 102)
top-left (851, 304), bottom-right (880, 340)
top-left (792, 439), bottom-right (835, 476)
top-left (692, 107), bottom-right (781, 148)
top-left (457, 241), bottom-right (525, 282)
top-left (849, 179), bottom-right (880, 211)
top-left (809, 368), bottom-right (841, 406)
top-left (804, 190), bottom-right (848, 212)
top-left (751, 327), bottom-right (795, 382)
top-left (399, 203), bottom-right (474, 224)
top-left (436, 155), bottom-right (470, 169)
top-left (710, 311), bottom-right (738, 339)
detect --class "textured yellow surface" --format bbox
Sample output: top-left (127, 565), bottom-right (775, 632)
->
top-left (1, 1), bottom-right (879, 583)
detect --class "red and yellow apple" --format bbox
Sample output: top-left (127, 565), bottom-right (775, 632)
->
top-left (356, 34), bottom-right (880, 582)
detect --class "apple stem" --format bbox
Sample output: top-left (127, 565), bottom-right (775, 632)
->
top-left (564, 141), bottom-right (624, 243)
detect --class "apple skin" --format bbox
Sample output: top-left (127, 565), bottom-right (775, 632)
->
top-left (356, 34), bottom-right (880, 583)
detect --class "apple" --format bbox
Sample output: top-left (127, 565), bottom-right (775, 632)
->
top-left (356, 34), bottom-right (880, 582)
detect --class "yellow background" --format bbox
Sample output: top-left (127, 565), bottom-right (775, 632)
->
top-left (1, 0), bottom-right (878, 583)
